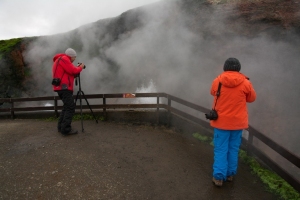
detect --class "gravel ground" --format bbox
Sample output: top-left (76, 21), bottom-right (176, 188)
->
top-left (0, 119), bottom-right (277, 200)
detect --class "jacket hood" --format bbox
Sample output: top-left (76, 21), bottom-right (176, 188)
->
top-left (218, 71), bottom-right (247, 88)
top-left (53, 53), bottom-right (68, 62)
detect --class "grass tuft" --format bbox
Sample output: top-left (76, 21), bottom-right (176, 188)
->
top-left (44, 114), bottom-right (106, 121)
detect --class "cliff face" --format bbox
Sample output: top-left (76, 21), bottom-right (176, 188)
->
top-left (1, 36), bottom-right (41, 98)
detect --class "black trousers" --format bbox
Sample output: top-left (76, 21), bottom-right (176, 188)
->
top-left (57, 90), bottom-right (75, 134)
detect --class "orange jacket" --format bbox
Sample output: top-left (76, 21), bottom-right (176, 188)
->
top-left (210, 71), bottom-right (256, 130)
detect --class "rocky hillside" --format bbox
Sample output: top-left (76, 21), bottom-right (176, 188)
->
top-left (183, 0), bottom-right (300, 36)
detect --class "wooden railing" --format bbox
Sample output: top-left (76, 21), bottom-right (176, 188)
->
top-left (0, 92), bottom-right (299, 192)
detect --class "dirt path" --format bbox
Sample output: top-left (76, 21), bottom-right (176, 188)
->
top-left (0, 119), bottom-right (277, 199)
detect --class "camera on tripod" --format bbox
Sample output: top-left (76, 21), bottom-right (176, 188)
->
top-left (74, 62), bottom-right (98, 132)
top-left (77, 63), bottom-right (86, 69)
top-left (205, 109), bottom-right (218, 120)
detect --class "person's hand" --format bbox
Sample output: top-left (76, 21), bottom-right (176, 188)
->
top-left (78, 63), bottom-right (85, 69)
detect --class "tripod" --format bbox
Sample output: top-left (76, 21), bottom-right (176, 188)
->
top-left (74, 74), bottom-right (98, 132)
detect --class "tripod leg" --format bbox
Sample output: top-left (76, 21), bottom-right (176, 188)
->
top-left (81, 91), bottom-right (98, 123)
top-left (79, 92), bottom-right (84, 132)
top-left (74, 90), bottom-right (84, 132)
top-left (74, 90), bottom-right (80, 104)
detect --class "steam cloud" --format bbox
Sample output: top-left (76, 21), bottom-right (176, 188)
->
top-left (24, 0), bottom-right (300, 156)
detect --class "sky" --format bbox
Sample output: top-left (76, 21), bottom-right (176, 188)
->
top-left (0, 0), bottom-right (159, 40)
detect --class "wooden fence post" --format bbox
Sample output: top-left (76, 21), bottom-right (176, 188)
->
top-left (167, 95), bottom-right (171, 127)
top-left (10, 99), bottom-right (14, 119)
top-left (156, 95), bottom-right (159, 125)
top-left (103, 95), bottom-right (106, 119)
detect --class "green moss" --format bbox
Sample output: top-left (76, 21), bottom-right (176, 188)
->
top-left (192, 132), bottom-right (213, 144)
top-left (72, 114), bottom-right (106, 121)
top-left (193, 132), bottom-right (300, 200)
top-left (98, 116), bottom-right (106, 121)
top-left (72, 114), bottom-right (96, 120)
top-left (239, 150), bottom-right (300, 200)
top-left (44, 116), bottom-right (58, 122)
top-left (0, 38), bottom-right (22, 54)
top-left (44, 114), bottom-right (106, 121)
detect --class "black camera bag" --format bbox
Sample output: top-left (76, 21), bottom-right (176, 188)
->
top-left (51, 78), bottom-right (61, 86)
top-left (205, 82), bottom-right (222, 120)
top-left (205, 109), bottom-right (218, 120)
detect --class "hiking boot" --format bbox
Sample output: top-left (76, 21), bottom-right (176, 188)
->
top-left (62, 129), bottom-right (78, 136)
top-left (212, 177), bottom-right (223, 187)
top-left (227, 176), bottom-right (234, 182)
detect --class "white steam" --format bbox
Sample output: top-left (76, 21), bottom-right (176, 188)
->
top-left (133, 79), bottom-right (158, 104)
top-left (23, 0), bottom-right (300, 156)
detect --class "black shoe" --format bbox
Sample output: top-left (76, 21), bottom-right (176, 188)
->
top-left (62, 129), bottom-right (78, 136)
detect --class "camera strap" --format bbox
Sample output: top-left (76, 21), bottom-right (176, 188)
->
top-left (53, 57), bottom-right (65, 81)
top-left (213, 82), bottom-right (222, 109)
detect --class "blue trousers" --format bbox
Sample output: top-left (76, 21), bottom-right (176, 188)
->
top-left (213, 128), bottom-right (243, 181)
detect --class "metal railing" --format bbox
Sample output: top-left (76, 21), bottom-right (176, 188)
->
top-left (0, 92), bottom-right (299, 192)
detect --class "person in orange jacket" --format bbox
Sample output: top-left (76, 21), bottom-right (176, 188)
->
top-left (209, 58), bottom-right (256, 186)
top-left (52, 48), bottom-right (85, 135)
